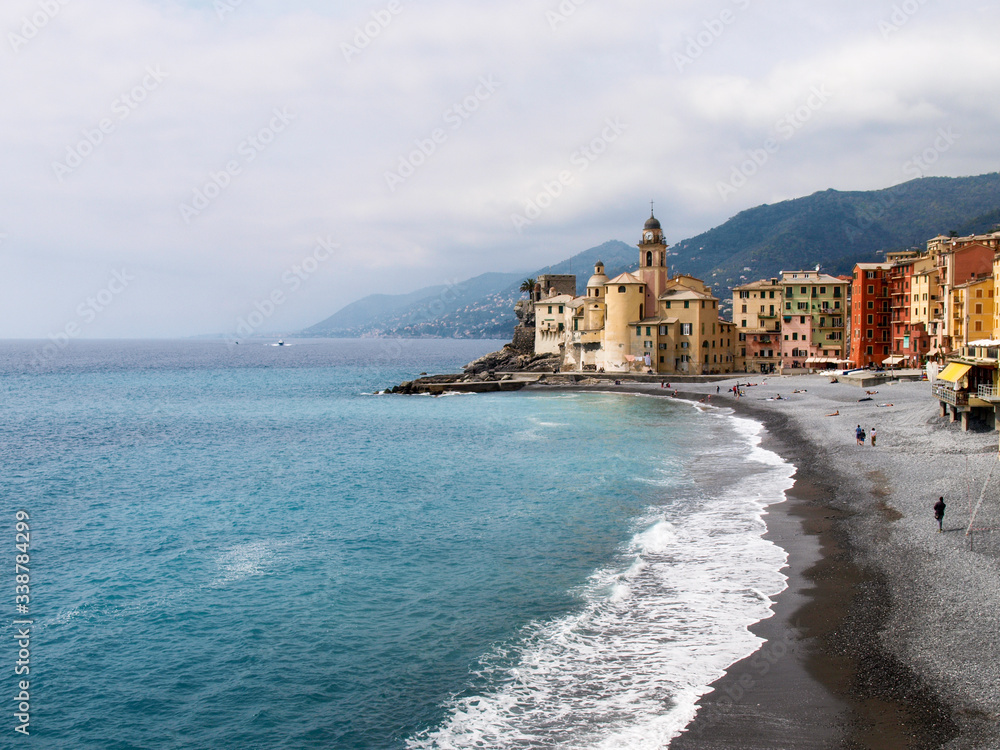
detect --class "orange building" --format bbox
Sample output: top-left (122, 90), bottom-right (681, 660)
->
top-left (850, 263), bottom-right (892, 367)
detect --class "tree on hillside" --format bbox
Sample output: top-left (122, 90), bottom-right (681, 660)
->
top-left (519, 278), bottom-right (536, 299)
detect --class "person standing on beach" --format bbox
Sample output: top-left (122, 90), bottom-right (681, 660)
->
top-left (871, 427), bottom-right (877, 447)
top-left (855, 425), bottom-right (864, 445)
top-left (934, 497), bottom-right (946, 532)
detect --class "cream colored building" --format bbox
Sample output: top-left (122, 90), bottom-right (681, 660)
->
top-left (539, 211), bottom-right (735, 374)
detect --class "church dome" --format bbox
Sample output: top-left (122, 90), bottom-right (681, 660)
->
top-left (587, 262), bottom-right (609, 288)
top-left (644, 213), bottom-right (661, 230)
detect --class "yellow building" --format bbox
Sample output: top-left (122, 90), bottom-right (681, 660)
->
top-left (952, 276), bottom-right (994, 345)
top-left (546, 210), bottom-right (735, 374)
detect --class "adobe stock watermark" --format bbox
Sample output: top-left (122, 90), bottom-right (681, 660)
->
top-left (375, 277), bottom-right (468, 363)
top-left (903, 126), bottom-right (958, 179)
top-left (878, 0), bottom-right (931, 39)
top-left (178, 107), bottom-right (296, 224)
top-left (51, 66), bottom-right (168, 182)
top-left (384, 75), bottom-right (501, 192)
top-left (510, 117), bottom-right (626, 232)
top-left (841, 127), bottom-right (957, 241)
top-left (29, 269), bottom-right (135, 366)
top-left (673, 0), bottom-right (751, 72)
top-left (8, 0), bottom-right (70, 54)
top-left (716, 84), bottom-right (832, 201)
top-left (546, 0), bottom-right (588, 31)
top-left (688, 636), bottom-right (792, 736)
top-left (214, 0), bottom-right (243, 21)
top-left (229, 236), bottom-right (338, 345)
top-left (341, 0), bottom-right (403, 64)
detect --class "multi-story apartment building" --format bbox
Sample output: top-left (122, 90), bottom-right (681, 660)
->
top-left (951, 276), bottom-right (994, 346)
top-left (779, 270), bottom-right (849, 370)
top-left (931, 238), bottom-right (996, 356)
top-left (732, 278), bottom-right (783, 373)
top-left (851, 263), bottom-right (892, 367)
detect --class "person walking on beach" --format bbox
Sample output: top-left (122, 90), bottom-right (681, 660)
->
top-left (855, 425), bottom-right (864, 445)
top-left (870, 427), bottom-right (877, 447)
top-left (934, 497), bottom-right (946, 532)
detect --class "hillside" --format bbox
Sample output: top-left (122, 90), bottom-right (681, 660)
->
top-left (303, 240), bottom-right (636, 338)
top-left (672, 173), bottom-right (1000, 317)
top-left (303, 173), bottom-right (1000, 338)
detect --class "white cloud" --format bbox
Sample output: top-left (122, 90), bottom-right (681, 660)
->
top-left (0, 0), bottom-right (999, 336)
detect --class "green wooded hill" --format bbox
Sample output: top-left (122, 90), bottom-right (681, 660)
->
top-left (302, 173), bottom-right (1000, 338)
top-left (675, 173), bottom-right (1000, 318)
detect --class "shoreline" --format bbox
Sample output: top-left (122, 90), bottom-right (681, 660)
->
top-left (524, 376), bottom-right (1000, 748)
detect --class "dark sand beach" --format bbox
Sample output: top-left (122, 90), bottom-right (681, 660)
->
top-left (530, 375), bottom-right (1000, 749)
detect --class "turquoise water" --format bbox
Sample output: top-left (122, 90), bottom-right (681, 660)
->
top-left (2, 339), bottom-right (792, 749)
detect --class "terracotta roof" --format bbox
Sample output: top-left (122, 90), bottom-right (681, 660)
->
top-left (607, 272), bottom-right (644, 285)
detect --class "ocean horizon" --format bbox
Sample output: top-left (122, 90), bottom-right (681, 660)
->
top-left (4, 338), bottom-right (793, 749)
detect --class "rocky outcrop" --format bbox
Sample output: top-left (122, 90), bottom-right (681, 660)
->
top-left (463, 346), bottom-right (560, 375)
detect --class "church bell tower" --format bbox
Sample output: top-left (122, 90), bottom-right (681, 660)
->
top-left (637, 204), bottom-right (670, 316)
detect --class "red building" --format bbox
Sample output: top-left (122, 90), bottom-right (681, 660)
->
top-left (850, 263), bottom-right (892, 367)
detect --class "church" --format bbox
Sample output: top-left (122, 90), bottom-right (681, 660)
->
top-left (533, 210), bottom-right (736, 375)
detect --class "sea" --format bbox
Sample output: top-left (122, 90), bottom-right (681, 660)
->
top-left (2, 338), bottom-right (794, 750)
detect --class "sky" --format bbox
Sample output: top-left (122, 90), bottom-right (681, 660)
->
top-left (3, 0), bottom-right (999, 339)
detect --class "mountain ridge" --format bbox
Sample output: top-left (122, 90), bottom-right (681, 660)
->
top-left (301, 173), bottom-right (1000, 338)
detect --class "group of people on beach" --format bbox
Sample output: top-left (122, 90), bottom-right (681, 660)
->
top-left (854, 424), bottom-right (877, 446)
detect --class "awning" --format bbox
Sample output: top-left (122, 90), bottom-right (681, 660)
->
top-left (937, 363), bottom-right (971, 382)
top-left (806, 357), bottom-right (838, 364)
top-left (882, 356), bottom-right (904, 365)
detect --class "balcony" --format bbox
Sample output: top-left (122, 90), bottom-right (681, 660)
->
top-left (932, 383), bottom-right (968, 406)
top-left (977, 384), bottom-right (1000, 402)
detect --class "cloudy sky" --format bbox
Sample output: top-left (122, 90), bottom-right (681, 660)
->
top-left (3, 0), bottom-right (998, 338)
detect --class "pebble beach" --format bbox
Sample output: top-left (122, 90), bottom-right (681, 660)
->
top-left (532, 374), bottom-right (1000, 749)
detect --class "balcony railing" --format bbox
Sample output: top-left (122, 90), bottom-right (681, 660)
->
top-left (977, 384), bottom-right (1000, 401)
top-left (932, 383), bottom-right (968, 406)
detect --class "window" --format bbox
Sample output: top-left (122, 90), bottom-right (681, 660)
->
top-left (867, 285), bottom-right (874, 294)
top-left (786, 302), bottom-right (792, 310)
top-left (833, 287), bottom-right (841, 298)
top-left (800, 316), bottom-right (806, 324)
top-left (975, 304), bottom-right (983, 315)
top-left (646, 327), bottom-right (652, 335)
top-left (644, 340), bottom-right (653, 348)
top-left (558, 306), bottom-right (563, 313)
top-left (659, 356), bottom-right (664, 363)
top-left (760, 305), bottom-right (765, 313)
top-left (742, 304), bottom-right (747, 313)
top-left (820, 287), bottom-right (826, 294)
top-left (548, 306), bottom-right (552, 313)
top-left (681, 341), bottom-right (689, 349)
top-left (867, 314), bottom-right (873, 324)
top-left (618, 286), bottom-right (626, 293)
top-left (740, 291), bottom-right (750, 299)
top-left (867, 301), bottom-right (874, 309)
top-left (665, 301), bottom-right (671, 309)
top-left (866, 346), bottom-right (873, 355)
top-left (866, 271), bottom-right (874, 279)
top-left (976, 321), bottom-right (983, 332)
top-left (659, 343), bottom-right (667, 350)
top-left (792, 332), bottom-right (798, 340)
top-left (801, 287), bottom-right (807, 294)
top-left (684, 301), bottom-right (690, 309)
top-left (681, 323), bottom-right (692, 335)
top-left (866, 329), bottom-right (873, 339)
top-left (635, 326), bottom-right (641, 336)
top-left (659, 325), bottom-right (668, 335)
